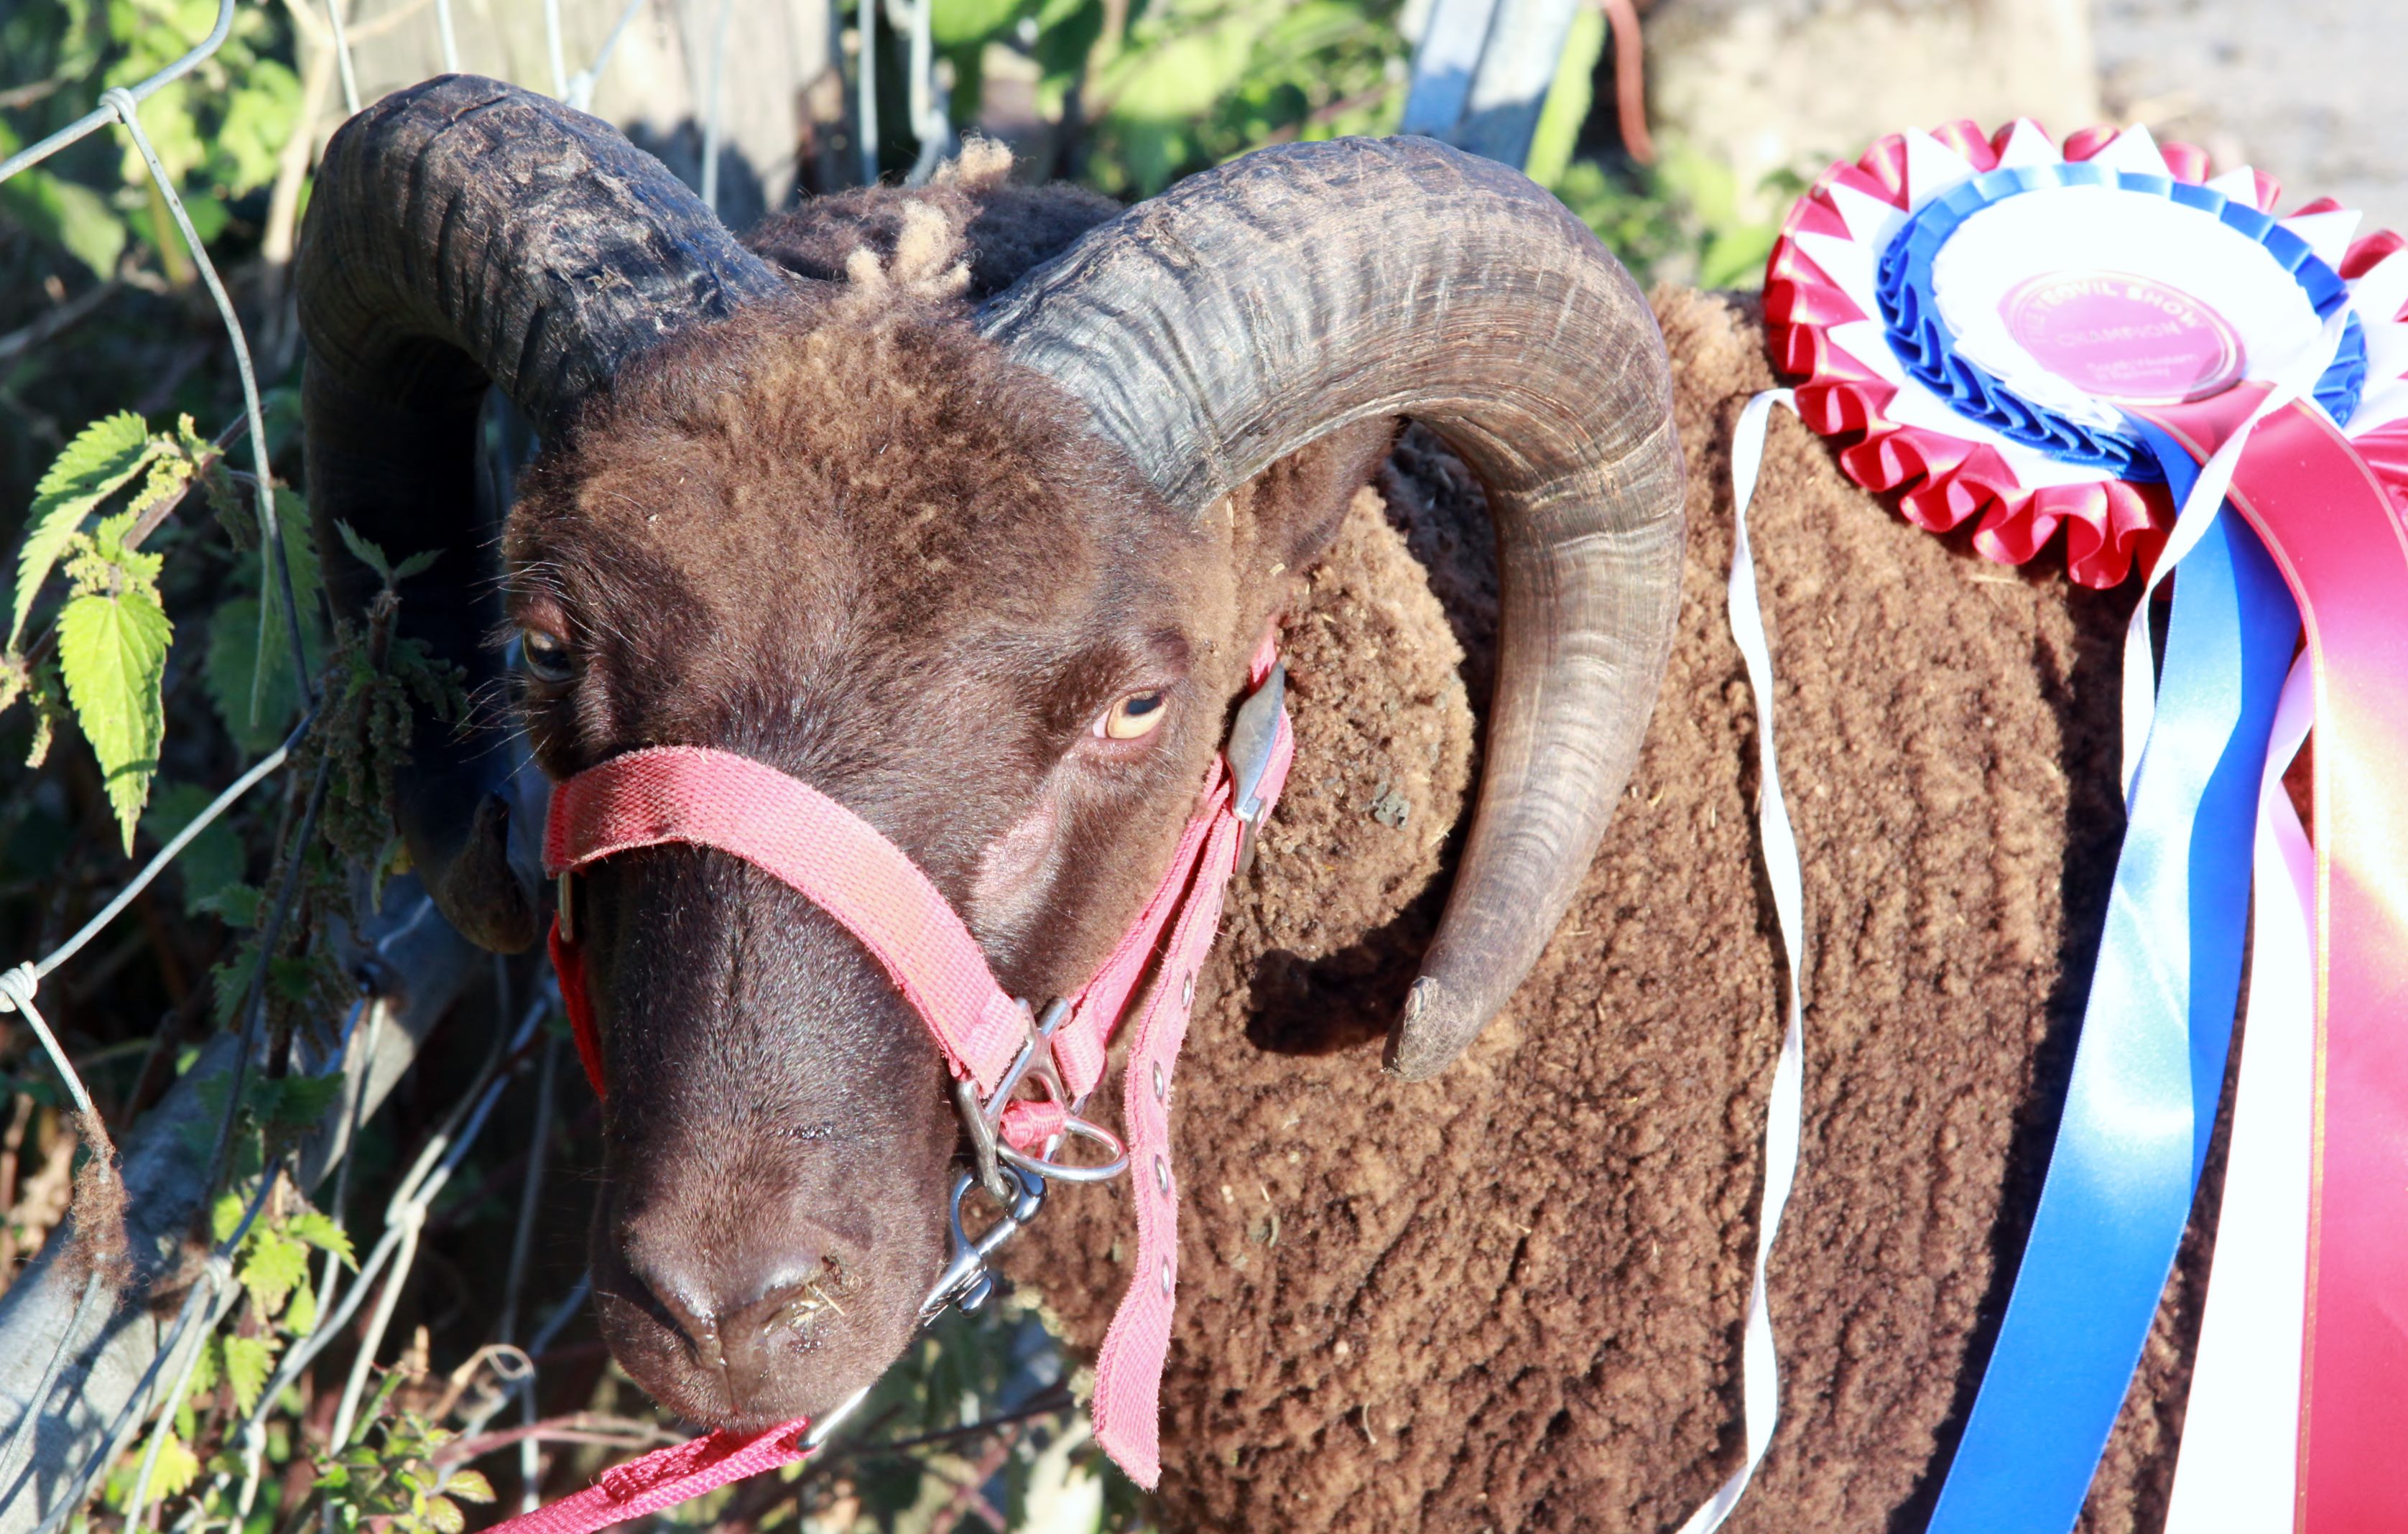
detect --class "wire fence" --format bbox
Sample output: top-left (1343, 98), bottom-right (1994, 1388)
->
top-left (0, 0), bottom-right (1538, 1520)
top-left (0, 3), bottom-right (1000, 1528)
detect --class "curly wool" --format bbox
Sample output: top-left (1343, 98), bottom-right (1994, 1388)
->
top-left (1004, 290), bottom-right (2213, 1534)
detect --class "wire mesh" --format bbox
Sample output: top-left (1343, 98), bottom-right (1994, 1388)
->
top-left (0, 2), bottom-right (835, 1523)
top-left (0, 4), bottom-right (1084, 1526)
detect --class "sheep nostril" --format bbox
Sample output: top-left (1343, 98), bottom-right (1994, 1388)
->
top-left (619, 1224), bottom-right (844, 1370)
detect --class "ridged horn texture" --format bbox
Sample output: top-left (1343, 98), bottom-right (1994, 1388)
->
top-left (977, 136), bottom-right (1685, 1081)
top-left (297, 75), bottom-right (784, 952)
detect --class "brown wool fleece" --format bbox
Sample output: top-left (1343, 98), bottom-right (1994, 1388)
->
top-left (1004, 289), bottom-right (2223, 1533)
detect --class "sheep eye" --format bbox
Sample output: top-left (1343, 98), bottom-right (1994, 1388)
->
top-left (520, 628), bottom-right (574, 684)
top-left (1095, 689), bottom-right (1167, 741)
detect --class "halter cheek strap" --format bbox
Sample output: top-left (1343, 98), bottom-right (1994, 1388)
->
top-left (527, 653), bottom-right (1290, 1512)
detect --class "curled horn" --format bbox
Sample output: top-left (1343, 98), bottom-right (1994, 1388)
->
top-left (977, 137), bottom-right (1685, 1081)
top-left (297, 76), bottom-right (784, 950)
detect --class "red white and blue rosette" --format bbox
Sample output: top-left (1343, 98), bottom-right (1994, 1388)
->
top-left (1764, 121), bottom-right (2408, 585)
top-left (1705, 122), bottom-right (2408, 1534)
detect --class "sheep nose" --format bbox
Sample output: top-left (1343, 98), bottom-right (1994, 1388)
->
top-left (621, 1226), bottom-right (851, 1388)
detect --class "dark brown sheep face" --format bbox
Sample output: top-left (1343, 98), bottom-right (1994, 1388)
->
top-left (502, 297), bottom-right (1264, 1429)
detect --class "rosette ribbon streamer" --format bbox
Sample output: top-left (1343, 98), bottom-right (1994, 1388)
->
top-left (1755, 119), bottom-right (2408, 1531)
top-left (2127, 392), bottom-right (2408, 1530)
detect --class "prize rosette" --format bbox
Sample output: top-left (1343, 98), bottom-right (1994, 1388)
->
top-left (1738, 122), bottom-right (2408, 1534)
top-left (1763, 119), bottom-right (2408, 585)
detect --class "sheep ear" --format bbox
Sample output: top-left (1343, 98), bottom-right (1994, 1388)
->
top-left (424, 792), bottom-right (540, 954)
top-left (978, 136), bottom-right (1685, 1081)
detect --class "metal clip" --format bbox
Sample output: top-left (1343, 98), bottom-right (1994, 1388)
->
top-left (950, 999), bottom-right (1129, 1210)
top-left (1225, 661), bottom-right (1286, 875)
top-left (919, 1161), bottom-right (1047, 1321)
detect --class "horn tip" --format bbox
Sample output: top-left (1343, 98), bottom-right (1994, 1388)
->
top-left (1381, 976), bottom-right (1483, 1082)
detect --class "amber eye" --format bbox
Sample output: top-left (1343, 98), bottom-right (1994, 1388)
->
top-left (1094, 689), bottom-right (1168, 741)
top-left (520, 627), bottom-right (574, 684)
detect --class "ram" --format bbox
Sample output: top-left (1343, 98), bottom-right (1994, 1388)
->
top-left (302, 75), bottom-right (2179, 1533)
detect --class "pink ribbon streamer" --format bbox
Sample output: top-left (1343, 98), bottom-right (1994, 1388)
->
top-left (2136, 391), bottom-right (2408, 1530)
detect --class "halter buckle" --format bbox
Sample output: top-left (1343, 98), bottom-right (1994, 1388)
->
top-left (1226, 661), bottom-right (1286, 875)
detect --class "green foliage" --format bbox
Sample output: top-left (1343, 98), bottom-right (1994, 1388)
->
top-left (315, 1379), bottom-right (494, 1534)
top-left (143, 1430), bottom-right (203, 1502)
top-left (305, 526), bottom-right (461, 881)
top-left (99, 0), bottom-right (301, 269)
top-left (333, 521), bottom-right (439, 587)
top-left (141, 781), bottom-right (248, 913)
top-left (1524, 0), bottom-right (1604, 190)
top-left (222, 1333), bottom-right (277, 1416)
top-left (246, 1071), bottom-right (344, 1129)
top-left (7, 413), bottom-right (231, 847)
top-left (56, 580), bottom-right (171, 850)
top-left (287, 1207), bottom-right (356, 1268)
top-left (1087, 0), bottom-right (1407, 195)
top-left (0, 166), bottom-right (129, 280)
top-left (236, 1228), bottom-right (310, 1314)
top-left (205, 489), bottom-right (324, 752)
top-left (13, 411), bottom-right (157, 647)
top-left (898, 0), bottom-right (1409, 197)
top-left (1544, 136), bottom-right (1803, 293)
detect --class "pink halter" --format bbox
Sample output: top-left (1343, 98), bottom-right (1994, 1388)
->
top-left (517, 649), bottom-right (1292, 1525)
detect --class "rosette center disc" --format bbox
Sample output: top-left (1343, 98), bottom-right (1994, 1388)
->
top-left (1929, 183), bottom-right (2326, 423)
top-left (1999, 269), bottom-right (2245, 406)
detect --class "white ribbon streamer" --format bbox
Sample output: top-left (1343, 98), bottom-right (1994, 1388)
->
top-left (2120, 309), bottom-right (2347, 808)
top-left (1677, 389), bottom-right (1809, 1534)
top-left (2161, 653), bottom-right (2317, 1533)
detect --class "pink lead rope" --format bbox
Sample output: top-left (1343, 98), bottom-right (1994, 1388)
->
top-left (505, 654), bottom-right (1292, 1527)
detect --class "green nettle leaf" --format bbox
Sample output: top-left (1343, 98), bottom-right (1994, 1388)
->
top-left (333, 521), bottom-right (397, 585)
top-left (194, 880), bottom-right (264, 929)
top-left (251, 1072), bottom-right (342, 1128)
top-left (0, 169), bottom-right (129, 280)
top-left (443, 1470), bottom-right (495, 1507)
top-left (236, 1231), bottom-right (310, 1315)
top-left (206, 596), bottom-right (288, 753)
top-left (210, 1185), bottom-right (252, 1245)
top-left (287, 1209), bottom-right (357, 1268)
top-left (55, 585), bottom-right (172, 853)
top-left (13, 411), bottom-right (157, 648)
top-left (140, 783), bottom-right (247, 914)
top-left (223, 1333), bottom-right (277, 1415)
top-left (185, 1336), bottom-right (221, 1401)
top-left (283, 1278), bottom-right (318, 1337)
top-left (142, 1431), bottom-right (203, 1502)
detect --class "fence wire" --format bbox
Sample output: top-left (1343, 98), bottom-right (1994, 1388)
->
top-left (0, 3), bottom-right (1032, 1525)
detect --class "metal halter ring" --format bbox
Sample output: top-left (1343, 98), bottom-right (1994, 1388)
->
top-left (950, 998), bottom-right (1129, 1207)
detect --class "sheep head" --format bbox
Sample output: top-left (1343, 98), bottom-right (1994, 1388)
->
top-left (297, 78), bottom-right (1682, 1431)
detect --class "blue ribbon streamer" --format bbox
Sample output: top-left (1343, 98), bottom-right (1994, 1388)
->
top-left (1923, 439), bottom-right (2297, 1534)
